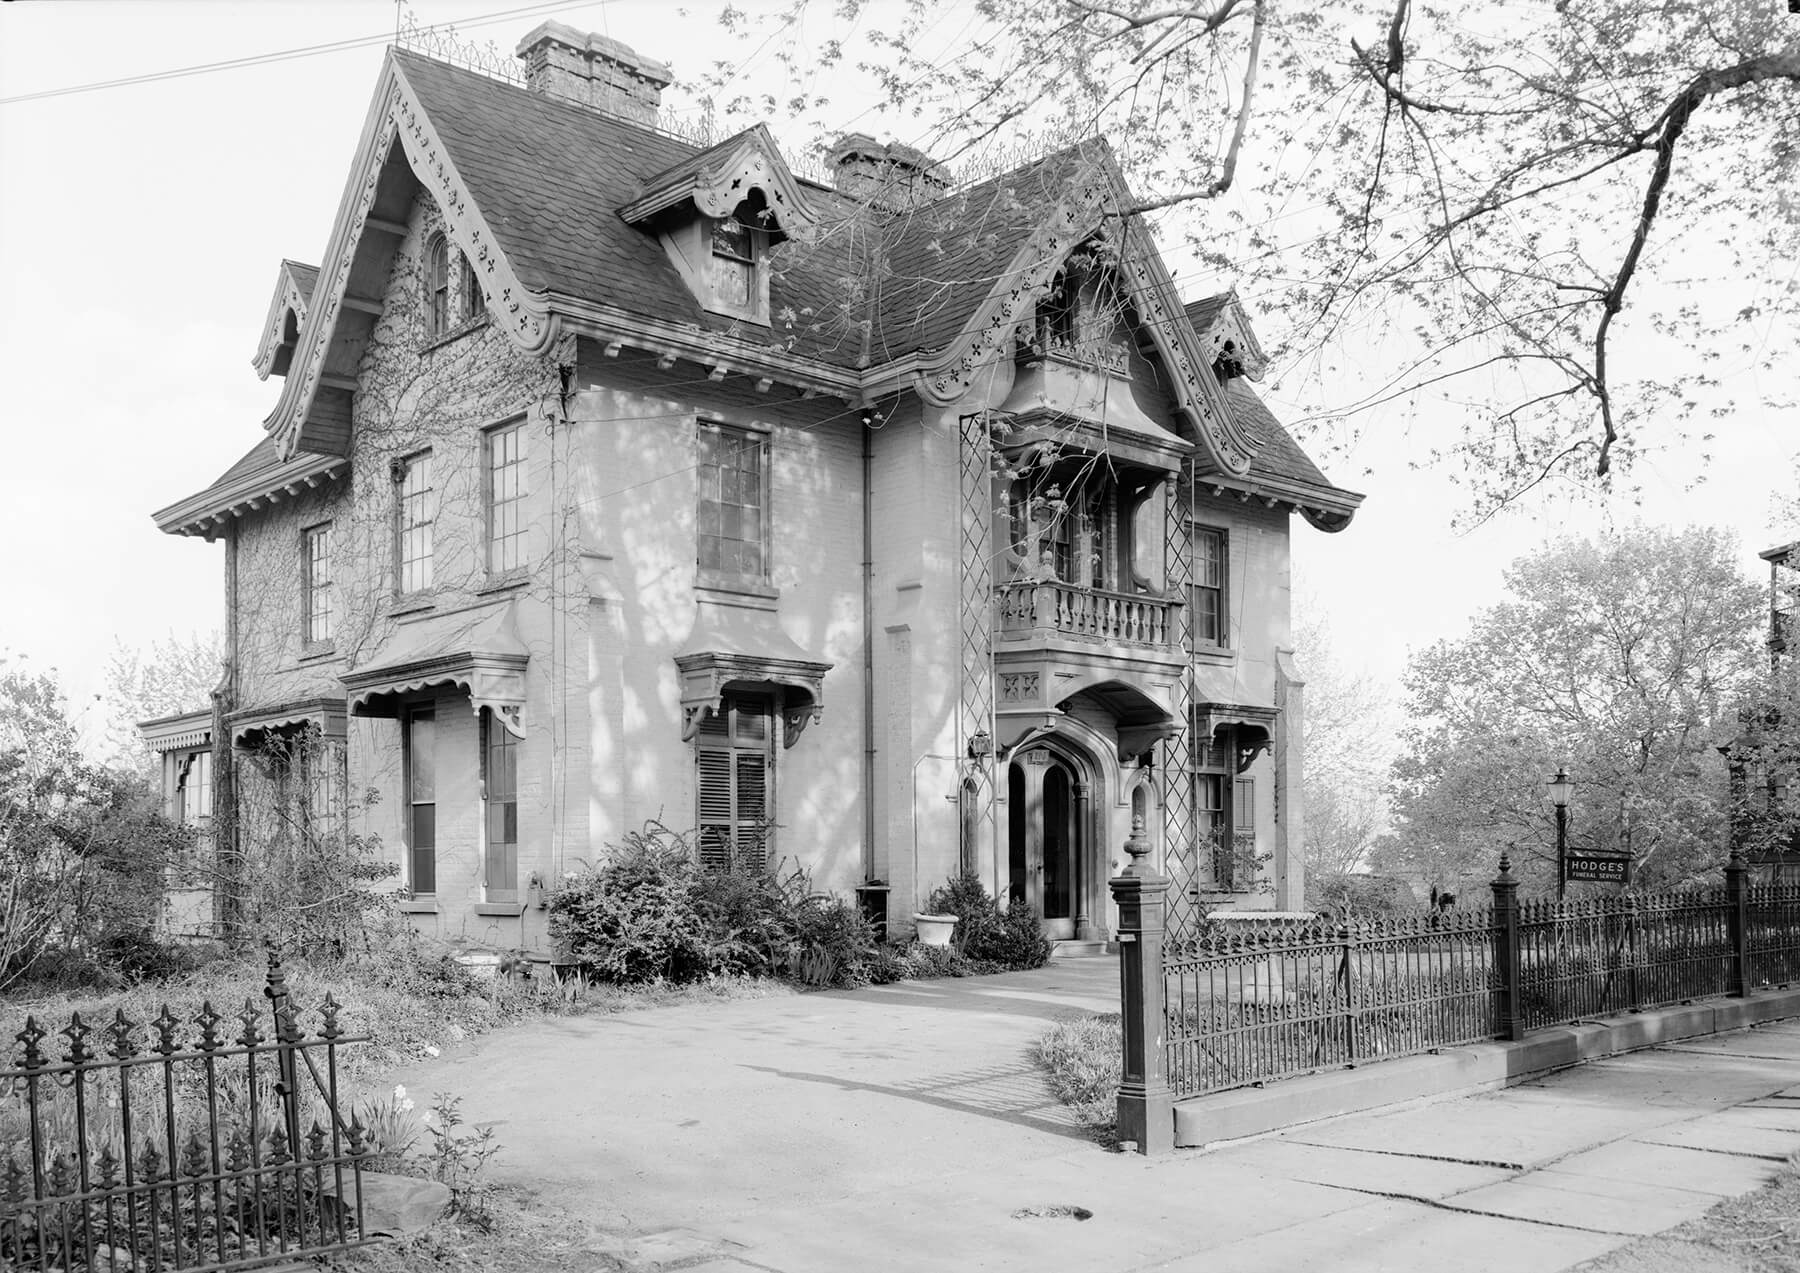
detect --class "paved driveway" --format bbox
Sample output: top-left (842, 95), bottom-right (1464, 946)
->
top-left (393, 960), bottom-right (1121, 1234)
top-left (391, 961), bottom-right (1800, 1273)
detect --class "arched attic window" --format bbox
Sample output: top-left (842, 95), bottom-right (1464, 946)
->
top-left (424, 234), bottom-right (450, 338)
top-left (460, 252), bottom-right (484, 323)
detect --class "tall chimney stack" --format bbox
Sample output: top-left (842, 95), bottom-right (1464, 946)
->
top-left (514, 22), bottom-right (671, 128)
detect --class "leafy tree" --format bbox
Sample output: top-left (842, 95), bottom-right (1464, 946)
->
top-left (0, 656), bottom-right (191, 988)
top-left (99, 630), bottom-right (224, 779)
top-left (1292, 595), bottom-right (1394, 885)
top-left (1373, 525), bottom-right (1763, 896)
top-left (708, 0), bottom-right (1799, 515)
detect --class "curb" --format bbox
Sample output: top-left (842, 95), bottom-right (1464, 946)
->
top-left (1174, 986), bottom-right (1800, 1148)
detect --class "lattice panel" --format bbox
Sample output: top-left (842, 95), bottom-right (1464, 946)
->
top-left (1161, 463), bottom-right (1200, 942)
top-left (958, 412), bottom-right (998, 876)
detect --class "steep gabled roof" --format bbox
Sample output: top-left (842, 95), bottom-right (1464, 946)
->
top-left (232, 42), bottom-right (1354, 516)
top-left (251, 260), bottom-right (320, 380)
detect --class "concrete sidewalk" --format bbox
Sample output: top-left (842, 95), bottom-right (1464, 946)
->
top-left (393, 960), bottom-right (1800, 1272)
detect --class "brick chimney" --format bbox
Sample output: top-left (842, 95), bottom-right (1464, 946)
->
top-left (825, 133), bottom-right (950, 210)
top-left (514, 21), bottom-right (671, 127)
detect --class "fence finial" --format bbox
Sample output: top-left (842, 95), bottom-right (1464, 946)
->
top-left (1123, 812), bottom-right (1150, 872)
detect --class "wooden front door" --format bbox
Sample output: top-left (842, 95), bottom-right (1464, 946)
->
top-left (1007, 750), bottom-right (1080, 939)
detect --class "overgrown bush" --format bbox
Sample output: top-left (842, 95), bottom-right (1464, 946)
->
top-left (925, 874), bottom-right (1052, 970)
top-left (1, 660), bottom-right (194, 992)
top-left (547, 827), bottom-right (724, 984)
top-left (787, 894), bottom-right (879, 987)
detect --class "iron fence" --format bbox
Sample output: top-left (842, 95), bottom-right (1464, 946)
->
top-left (1148, 862), bottom-right (1800, 1104)
top-left (1163, 910), bottom-right (1502, 1099)
top-left (1516, 891), bottom-right (1736, 1032)
top-left (1, 952), bottom-right (372, 1272)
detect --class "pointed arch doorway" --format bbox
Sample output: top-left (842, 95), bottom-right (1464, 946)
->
top-left (1007, 747), bottom-right (1086, 940)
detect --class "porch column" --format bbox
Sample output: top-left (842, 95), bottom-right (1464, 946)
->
top-left (1073, 781), bottom-right (1097, 940)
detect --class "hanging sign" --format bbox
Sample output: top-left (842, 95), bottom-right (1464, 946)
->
top-left (1564, 851), bottom-right (1632, 885)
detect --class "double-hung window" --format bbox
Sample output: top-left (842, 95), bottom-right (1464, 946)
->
top-left (485, 421), bottom-right (526, 576)
top-left (302, 522), bottom-right (333, 646)
top-left (396, 451), bottom-right (434, 595)
top-left (697, 424), bottom-right (767, 584)
top-left (695, 694), bottom-right (773, 872)
top-left (708, 216), bottom-right (756, 313)
top-left (405, 706), bottom-right (436, 895)
top-left (483, 711), bottom-right (519, 903)
top-left (1192, 526), bottom-right (1227, 647)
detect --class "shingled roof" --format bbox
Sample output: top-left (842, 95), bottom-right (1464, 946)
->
top-left (181, 43), bottom-right (1359, 529)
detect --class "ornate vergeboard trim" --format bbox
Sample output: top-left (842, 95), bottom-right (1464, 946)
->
top-left (1113, 217), bottom-right (1260, 477)
top-left (251, 261), bottom-right (316, 381)
top-left (266, 69), bottom-right (405, 459)
top-left (621, 125), bottom-right (819, 238)
top-left (390, 66), bottom-right (556, 357)
top-left (267, 56), bottom-right (557, 459)
top-left (913, 149), bottom-right (1258, 478)
top-left (1189, 288), bottom-right (1268, 383)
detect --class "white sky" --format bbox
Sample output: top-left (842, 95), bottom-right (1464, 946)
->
top-left (1, 0), bottom-right (1794, 746)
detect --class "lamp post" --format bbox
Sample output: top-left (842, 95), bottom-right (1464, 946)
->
top-left (1548, 767), bottom-right (1573, 900)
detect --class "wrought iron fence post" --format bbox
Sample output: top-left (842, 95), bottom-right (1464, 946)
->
top-left (1111, 814), bottom-right (1174, 1155)
top-left (1492, 852), bottom-right (1524, 1041)
top-left (264, 946), bottom-right (304, 1157)
top-left (1727, 846), bottom-right (1751, 998)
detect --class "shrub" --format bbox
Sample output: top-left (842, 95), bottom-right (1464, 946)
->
top-left (548, 827), bottom-right (723, 985)
top-left (787, 894), bottom-right (879, 987)
top-left (924, 875), bottom-right (1052, 970)
top-left (690, 858), bottom-right (805, 977)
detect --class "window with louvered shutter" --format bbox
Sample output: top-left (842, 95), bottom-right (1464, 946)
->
top-left (695, 694), bottom-right (774, 871)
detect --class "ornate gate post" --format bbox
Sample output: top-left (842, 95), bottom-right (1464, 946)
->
top-left (1111, 814), bottom-right (1174, 1154)
top-left (1727, 845), bottom-right (1751, 998)
top-left (1491, 851), bottom-right (1524, 1042)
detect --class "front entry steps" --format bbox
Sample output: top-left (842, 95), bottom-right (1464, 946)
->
top-left (1051, 939), bottom-right (1115, 959)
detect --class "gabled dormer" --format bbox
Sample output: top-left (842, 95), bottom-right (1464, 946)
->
top-left (251, 260), bottom-right (319, 379)
top-left (620, 125), bottom-right (819, 326)
top-left (1184, 289), bottom-right (1268, 384)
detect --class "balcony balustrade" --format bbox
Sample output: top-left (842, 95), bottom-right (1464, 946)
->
top-left (996, 579), bottom-right (1179, 649)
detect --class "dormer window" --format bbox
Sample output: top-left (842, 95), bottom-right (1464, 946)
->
top-left (710, 215), bottom-right (756, 310)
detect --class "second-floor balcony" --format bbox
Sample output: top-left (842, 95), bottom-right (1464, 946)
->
top-left (996, 579), bottom-right (1181, 649)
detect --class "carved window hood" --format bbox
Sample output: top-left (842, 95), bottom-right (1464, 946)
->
top-left (343, 601), bottom-right (529, 738)
top-left (227, 697), bottom-right (350, 751)
top-left (675, 606), bottom-right (832, 748)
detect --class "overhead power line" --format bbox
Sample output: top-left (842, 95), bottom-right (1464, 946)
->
top-left (0, 0), bottom-right (603, 107)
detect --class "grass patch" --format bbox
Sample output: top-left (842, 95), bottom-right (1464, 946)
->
top-left (1035, 1012), bottom-right (1121, 1139)
top-left (1572, 1153), bottom-right (1800, 1273)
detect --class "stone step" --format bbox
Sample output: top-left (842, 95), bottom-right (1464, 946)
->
top-left (1050, 939), bottom-right (1114, 959)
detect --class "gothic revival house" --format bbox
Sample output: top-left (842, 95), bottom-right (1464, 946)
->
top-left (147, 23), bottom-right (1361, 956)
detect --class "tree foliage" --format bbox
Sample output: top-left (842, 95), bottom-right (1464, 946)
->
top-left (708, 0), bottom-right (1799, 515)
top-left (0, 656), bottom-right (192, 989)
top-left (1374, 525), bottom-right (1764, 895)
top-left (1292, 595), bottom-right (1394, 883)
top-left (100, 631), bottom-right (223, 779)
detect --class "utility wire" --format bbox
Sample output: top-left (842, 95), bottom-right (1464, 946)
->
top-left (0, 0), bottom-right (604, 106)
